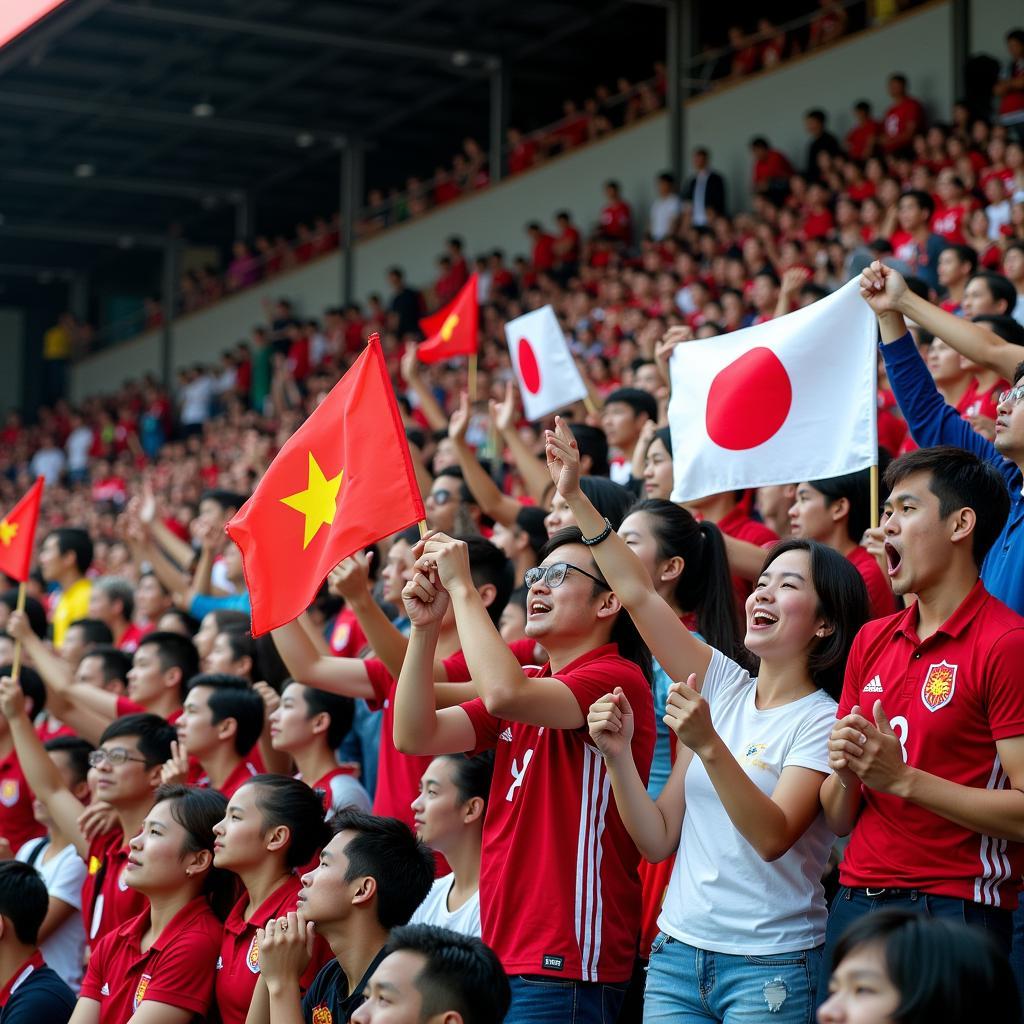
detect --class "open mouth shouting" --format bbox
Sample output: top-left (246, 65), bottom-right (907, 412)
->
top-left (884, 541), bottom-right (903, 579)
top-left (528, 598), bottom-right (551, 620)
top-left (749, 607), bottom-right (779, 630)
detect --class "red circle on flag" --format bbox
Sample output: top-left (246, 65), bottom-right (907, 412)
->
top-left (517, 337), bottom-right (542, 395)
top-left (705, 347), bottom-right (792, 450)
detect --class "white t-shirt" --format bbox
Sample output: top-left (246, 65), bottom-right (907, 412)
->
top-left (323, 772), bottom-right (371, 814)
top-left (17, 838), bottom-right (87, 992)
top-left (649, 194), bottom-right (683, 241)
top-left (408, 875), bottom-right (481, 937)
top-left (658, 649), bottom-right (836, 955)
top-left (65, 427), bottom-right (93, 472)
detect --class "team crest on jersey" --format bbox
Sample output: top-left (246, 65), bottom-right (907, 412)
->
top-left (921, 660), bottom-right (957, 712)
top-left (133, 973), bottom-right (151, 1010)
top-left (311, 1006), bottom-right (334, 1024)
top-left (0, 780), bottom-right (19, 808)
top-left (247, 934), bottom-right (261, 974)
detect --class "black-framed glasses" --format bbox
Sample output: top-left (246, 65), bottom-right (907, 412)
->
top-left (88, 748), bottom-right (151, 768)
top-left (997, 384), bottom-right (1024, 407)
top-left (524, 562), bottom-right (610, 591)
top-left (428, 488), bottom-right (454, 506)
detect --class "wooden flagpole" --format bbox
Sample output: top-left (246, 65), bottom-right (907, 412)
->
top-left (468, 353), bottom-right (478, 404)
top-left (9, 583), bottom-right (26, 683)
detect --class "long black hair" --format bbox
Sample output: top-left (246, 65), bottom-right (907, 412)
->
top-left (829, 909), bottom-right (1020, 1023)
top-left (624, 499), bottom-right (746, 669)
top-left (539, 527), bottom-right (653, 686)
top-left (756, 538), bottom-right (868, 700)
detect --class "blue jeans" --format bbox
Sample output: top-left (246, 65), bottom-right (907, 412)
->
top-left (1010, 902), bottom-right (1024, 1011)
top-left (505, 975), bottom-right (628, 1024)
top-left (644, 933), bottom-right (822, 1022)
top-left (819, 886), bottom-right (1013, 1005)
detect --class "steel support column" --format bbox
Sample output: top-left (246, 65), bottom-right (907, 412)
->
top-left (489, 61), bottom-right (508, 184)
top-left (340, 143), bottom-right (363, 305)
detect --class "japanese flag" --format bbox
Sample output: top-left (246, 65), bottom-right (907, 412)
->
top-left (668, 277), bottom-right (877, 502)
top-left (504, 305), bottom-right (588, 421)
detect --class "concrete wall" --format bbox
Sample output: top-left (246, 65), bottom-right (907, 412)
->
top-left (71, 0), bottom-right (968, 402)
top-left (971, 0), bottom-right (1019, 61)
top-left (0, 309), bottom-right (25, 417)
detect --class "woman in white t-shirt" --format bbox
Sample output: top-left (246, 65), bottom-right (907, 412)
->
top-left (546, 419), bottom-right (869, 1022)
top-left (15, 737), bottom-right (92, 993)
top-left (408, 752), bottom-right (494, 937)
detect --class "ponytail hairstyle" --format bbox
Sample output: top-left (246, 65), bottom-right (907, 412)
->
top-left (624, 499), bottom-right (749, 671)
top-left (152, 784), bottom-right (238, 920)
top-left (438, 751), bottom-right (495, 813)
top-left (245, 774), bottom-right (334, 869)
top-left (539, 527), bottom-right (653, 686)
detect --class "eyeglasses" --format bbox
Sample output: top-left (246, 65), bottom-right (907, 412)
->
top-left (997, 384), bottom-right (1024, 407)
top-left (523, 562), bottom-right (610, 591)
top-left (88, 748), bottom-right (152, 768)
top-left (427, 488), bottom-right (454, 506)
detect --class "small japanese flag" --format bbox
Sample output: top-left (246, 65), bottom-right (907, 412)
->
top-left (668, 278), bottom-right (877, 502)
top-left (504, 305), bottom-right (588, 421)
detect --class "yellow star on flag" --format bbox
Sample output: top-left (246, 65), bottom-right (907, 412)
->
top-left (0, 519), bottom-right (17, 546)
top-left (279, 452), bottom-right (344, 549)
top-left (440, 313), bottom-right (459, 342)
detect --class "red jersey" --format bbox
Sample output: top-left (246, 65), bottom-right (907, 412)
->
top-left (196, 754), bottom-right (263, 799)
top-left (215, 876), bottom-right (333, 1024)
top-left (117, 622), bottom-right (150, 654)
top-left (931, 202), bottom-right (973, 244)
top-left (115, 695), bottom-right (182, 726)
top-left (80, 897), bottom-right (222, 1022)
top-left (838, 582), bottom-right (1024, 906)
top-left (35, 717), bottom-right (77, 743)
top-left (882, 97), bottom-right (924, 149)
top-left (960, 376), bottom-right (1008, 422)
top-left (328, 607), bottom-right (368, 658)
top-left (531, 233), bottom-right (556, 272)
top-left (307, 765), bottom-right (361, 815)
top-left (0, 752), bottom-right (45, 853)
top-left (846, 545), bottom-right (896, 620)
top-left (599, 201), bottom-right (632, 243)
top-left (82, 829), bottom-right (149, 948)
top-left (845, 120), bottom-right (880, 161)
top-left (461, 644), bottom-right (655, 982)
top-left (715, 504), bottom-right (779, 607)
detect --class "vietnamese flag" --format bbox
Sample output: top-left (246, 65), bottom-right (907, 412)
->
top-left (227, 336), bottom-right (425, 635)
top-left (417, 273), bottom-right (478, 364)
top-left (0, 478), bottom-right (44, 583)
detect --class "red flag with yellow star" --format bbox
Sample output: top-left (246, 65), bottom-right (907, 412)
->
top-left (0, 478), bottom-right (43, 583)
top-left (226, 336), bottom-right (425, 635)
top-left (416, 273), bottom-right (478, 364)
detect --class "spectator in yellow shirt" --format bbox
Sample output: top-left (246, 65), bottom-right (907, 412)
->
top-left (42, 312), bottom-right (76, 405)
top-left (38, 529), bottom-right (93, 647)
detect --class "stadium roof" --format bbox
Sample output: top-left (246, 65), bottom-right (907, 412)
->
top-left (0, 0), bottom-right (666, 290)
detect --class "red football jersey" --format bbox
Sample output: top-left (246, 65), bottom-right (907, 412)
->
top-left (0, 754), bottom-right (44, 857)
top-left (838, 583), bottom-right (1024, 906)
top-left (461, 644), bottom-right (655, 982)
top-left (82, 829), bottom-right (149, 948)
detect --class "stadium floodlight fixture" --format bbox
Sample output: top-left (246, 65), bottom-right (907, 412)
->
top-left (295, 132), bottom-right (315, 148)
top-left (74, 162), bottom-right (95, 178)
top-left (116, 234), bottom-right (135, 249)
top-left (451, 50), bottom-right (470, 68)
top-left (192, 99), bottom-right (215, 118)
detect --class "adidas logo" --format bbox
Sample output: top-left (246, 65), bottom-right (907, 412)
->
top-left (216, 956), bottom-right (223, 971)
top-left (100, 983), bottom-right (110, 996)
top-left (498, 727), bottom-right (514, 742)
top-left (863, 676), bottom-right (883, 693)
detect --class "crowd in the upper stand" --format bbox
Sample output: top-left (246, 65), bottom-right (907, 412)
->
top-left (1, 26), bottom-right (1024, 1024)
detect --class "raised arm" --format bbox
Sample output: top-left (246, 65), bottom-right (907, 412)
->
top-left (491, 381), bottom-right (551, 504)
top-left (401, 345), bottom-right (448, 433)
top-left (270, 618), bottom-right (376, 700)
top-left (0, 677), bottom-right (89, 859)
top-left (545, 417), bottom-right (713, 688)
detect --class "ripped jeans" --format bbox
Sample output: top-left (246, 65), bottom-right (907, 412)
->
top-left (643, 932), bottom-right (822, 1023)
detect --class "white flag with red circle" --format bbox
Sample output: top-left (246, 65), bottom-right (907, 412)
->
top-left (668, 278), bottom-right (877, 502)
top-left (504, 305), bottom-right (588, 420)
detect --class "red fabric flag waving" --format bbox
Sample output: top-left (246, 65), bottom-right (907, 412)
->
top-left (0, 478), bottom-right (44, 583)
top-left (417, 273), bottom-right (479, 364)
top-left (227, 336), bottom-right (425, 635)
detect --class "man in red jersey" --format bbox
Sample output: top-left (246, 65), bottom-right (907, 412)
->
top-left (820, 447), bottom-right (1024, 989)
top-left (393, 527), bottom-right (655, 1024)
top-left (0, 686), bottom-right (174, 953)
top-left (881, 73), bottom-right (925, 156)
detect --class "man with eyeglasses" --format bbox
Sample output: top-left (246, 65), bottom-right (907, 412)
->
top-left (392, 527), bottom-right (654, 1024)
top-left (858, 261), bottom-right (1024, 617)
top-left (425, 469), bottom-right (480, 536)
top-left (0, 681), bottom-right (174, 953)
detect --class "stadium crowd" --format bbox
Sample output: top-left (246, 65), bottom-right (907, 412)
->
top-left (0, 23), bottom-right (1024, 1024)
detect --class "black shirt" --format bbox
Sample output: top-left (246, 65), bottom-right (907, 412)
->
top-left (301, 948), bottom-right (389, 1023)
top-left (388, 288), bottom-right (422, 338)
top-left (0, 966), bottom-right (75, 1024)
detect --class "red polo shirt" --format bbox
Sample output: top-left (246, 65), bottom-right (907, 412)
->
top-left (80, 896), bottom-right (222, 1022)
top-left (82, 829), bottom-right (148, 948)
top-left (838, 582), bottom-right (1024, 907)
top-left (196, 754), bottom-right (262, 800)
top-left (0, 752), bottom-right (45, 855)
top-left (115, 695), bottom-right (182, 726)
top-left (215, 876), bottom-right (332, 1024)
top-left (847, 545), bottom-right (897, 620)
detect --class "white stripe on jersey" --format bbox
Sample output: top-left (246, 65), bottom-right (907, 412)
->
top-left (575, 744), bottom-right (609, 982)
top-left (588, 762), bottom-right (611, 980)
top-left (975, 756), bottom-right (1012, 906)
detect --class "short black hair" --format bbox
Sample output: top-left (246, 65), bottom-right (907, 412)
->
top-left (884, 446), bottom-right (1010, 568)
top-left (81, 645), bottom-right (132, 688)
top-left (464, 536), bottom-right (514, 626)
top-left (967, 272), bottom-right (1017, 314)
top-left (383, 924), bottom-right (511, 1024)
top-left (301, 686), bottom-right (355, 749)
top-left (900, 189), bottom-right (935, 217)
top-left (805, 108), bottom-right (826, 123)
top-left (970, 314), bottom-right (1024, 346)
top-left (328, 809), bottom-right (435, 929)
top-left (45, 735), bottom-right (94, 786)
top-left (137, 632), bottom-right (200, 699)
top-left (0, 665), bottom-right (45, 716)
top-left (158, 608), bottom-right (200, 636)
top-left (185, 673), bottom-right (264, 756)
top-left (0, 861), bottom-right (49, 944)
top-left (569, 423), bottom-right (610, 478)
top-left (67, 618), bottom-right (114, 647)
top-left (578, 477), bottom-right (635, 530)
top-left (941, 243), bottom-right (978, 275)
top-left (513, 506), bottom-right (548, 558)
top-left (0, 591), bottom-right (46, 639)
top-left (44, 528), bottom-right (93, 575)
top-left (199, 489), bottom-right (247, 514)
top-left (603, 387), bottom-right (658, 422)
top-left (807, 469), bottom-right (874, 543)
top-left (829, 909), bottom-right (1020, 1022)
top-left (99, 712), bottom-right (176, 766)
top-left (216, 626), bottom-right (257, 679)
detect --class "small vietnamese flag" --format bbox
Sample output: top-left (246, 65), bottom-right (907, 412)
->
top-left (417, 273), bottom-right (478, 364)
top-left (0, 478), bottom-right (44, 583)
top-left (227, 335), bottom-right (425, 635)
